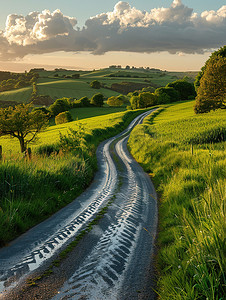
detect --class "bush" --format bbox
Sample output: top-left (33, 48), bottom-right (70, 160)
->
top-left (49, 98), bottom-right (72, 116)
top-left (155, 92), bottom-right (171, 104)
top-left (155, 87), bottom-right (180, 103)
top-left (107, 96), bottom-right (124, 107)
top-left (130, 92), bottom-right (157, 109)
top-left (139, 92), bottom-right (157, 107)
top-left (32, 107), bottom-right (50, 116)
top-left (90, 93), bottom-right (104, 107)
top-left (72, 97), bottom-right (91, 108)
top-left (167, 79), bottom-right (196, 100)
top-left (90, 80), bottom-right (101, 89)
top-left (55, 111), bottom-right (73, 125)
top-left (36, 144), bottom-right (59, 156)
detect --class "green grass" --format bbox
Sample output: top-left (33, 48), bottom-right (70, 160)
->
top-left (0, 87), bottom-right (32, 103)
top-left (128, 101), bottom-right (225, 299)
top-left (68, 106), bottom-right (127, 121)
top-left (0, 108), bottom-right (149, 245)
top-left (37, 79), bottom-right (119, 99)
top-left (0, 69), bottom-right (198, 105)
top-left (147, 101), bottom-right (226, 144)
top-left (0, 109), bottom-right (130, 153)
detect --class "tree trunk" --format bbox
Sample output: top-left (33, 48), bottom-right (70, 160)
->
top-left (18, 137), bottom-right (26, 153)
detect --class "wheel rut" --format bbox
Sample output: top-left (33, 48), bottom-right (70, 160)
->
top-left (0, 109), bottom-right (158, 300)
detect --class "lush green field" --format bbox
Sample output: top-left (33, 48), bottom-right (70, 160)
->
top-left (0, 109), bottom-right (129, 153)
top-left (0, 68), bottom-right (198, 105)
top-left (37, 79), bottom-right (119, 99)
top-left (0, 87), bottom-right (32, 103)
top-left (128, 101), bottom-right (225, 299)
top-left (80, 69), bottom-right (185, 87)
top-left (68, 106), bottom-right (127, 120)
top-left (0, 108), bottom-right (149, 245)
top-left (48, 106), bottom-right (127, 126)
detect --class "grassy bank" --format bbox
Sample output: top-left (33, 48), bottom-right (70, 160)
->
top-left (128, 101), bottom-right (225, 299)
top-left (48, 106), bottom-right (127, 126)
top-left (0, 109), bottom-right (148, 246)
top-left (37, 79), bottom-right (119, 99)
top-left (0, 87), bottom-right (32, 103)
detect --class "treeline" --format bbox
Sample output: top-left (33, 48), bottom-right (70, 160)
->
top-left (33, 93), bottom-right (107, 125)
top-left (0, 72), bottom-right (39, 92)
top-left (127, 79), bottom-right (196, 109)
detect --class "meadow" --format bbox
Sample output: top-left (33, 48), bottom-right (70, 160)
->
top-left (0, 68), bottom-right (197, 104)
top-left (0, 86), bottom-right (32, 103)
top-left (128, 101), bottom-right (225, 299)
top-left (0, 108), bottom-right (149, 246)
top-left (36, 79), bottom-right (120, 100)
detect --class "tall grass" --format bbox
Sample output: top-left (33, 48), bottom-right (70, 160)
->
top-left (128, 101), bottom-right (226, 299)
top-left (0, 109), bottom-right (149, 246)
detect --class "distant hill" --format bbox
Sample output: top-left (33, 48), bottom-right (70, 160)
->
top-left (0, 67), bottom-right (198, 106)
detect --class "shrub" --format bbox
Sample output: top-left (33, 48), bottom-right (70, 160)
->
top-left (55, 111), bottom-right (73, 125)
top-left (72, 97), bottom-right (91, 108)
top-left (90, 80), bottom-right (101, 89)
top-left (130, 92), bottom-right (157, 109)
top-left (107, 96), bottom-right (124, 107)
top-left (32, 107), bottom-right (50, 116)
top-left (155, 87), bottom-right (180, 103)
top-left (49, 98), bottom-right (72, 116)
top-left (167, 79), bottom-right (196, 100)
top-left (90, 93), bottom-right (104, 107)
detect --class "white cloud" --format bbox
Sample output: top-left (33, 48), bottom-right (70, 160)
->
top-left (0, 1), bottom-right (225, 60)
top-left (201, 5), bottom-right (226, 24)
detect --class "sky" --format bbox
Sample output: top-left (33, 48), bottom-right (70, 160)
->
top-left (0, 0), bottom-right (225, 72)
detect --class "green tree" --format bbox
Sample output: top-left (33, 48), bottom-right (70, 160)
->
top-left (130, 92), bottom-right (157, 109)
top-left (49, 98), bottom-right (71, 116)
top-left (90, 93), bottom-right (104, 107)
top-left (0, 103), bottom-right (49, 153)
top-left (139, 92), bottom-right (157, 107)
top-left (78, 96), bottom-right (91, 107)
top-left (155, 87), bottom-right (179, 103)
top-left (90, 80), bottom-right (101, 89)
top-left (55, 111), bottom-right (73, 125)
top-left (194, 46), bottom-right (226, 92)
top-left (166, 79), bottom-right (196, 100)
top-left (130, 95), bottom-right (140, 110)
top-left (194, 56), bottom-right (226, 113)
top-left (107, 96), bottom-right (124, 107)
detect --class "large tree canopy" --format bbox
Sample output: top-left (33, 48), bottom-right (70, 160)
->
top-left (0, 104), bottom-right (49, 152)
top-left (166, 79), bottom-right (196, 100)
top-left (194, 46), bottom-right (226, 92)
top-left (90, 93), bottom-right (104, 107)
top-left (194, 56), bottom-right (226, 113)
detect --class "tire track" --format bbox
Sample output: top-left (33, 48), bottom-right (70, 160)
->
top-left (52, 110), bottom-right (157, 300)
top-left (0, 110), bottom-right (155, 298)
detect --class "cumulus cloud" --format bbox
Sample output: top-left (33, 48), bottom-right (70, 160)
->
top-left (0, 1), bottom-right (225, 60)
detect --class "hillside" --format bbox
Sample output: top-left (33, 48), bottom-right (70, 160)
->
top-left (0, 67), bottom-right (198, 105)
top-left (36, 79), bottom-right (119, 100)
top-left (128, 101), bottom-right (225, 299)
top-left (0, 86), bottom-right (32, 104)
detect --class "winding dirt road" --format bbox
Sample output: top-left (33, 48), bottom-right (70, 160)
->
top-left (0, 109), bottom-right (158, 300)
